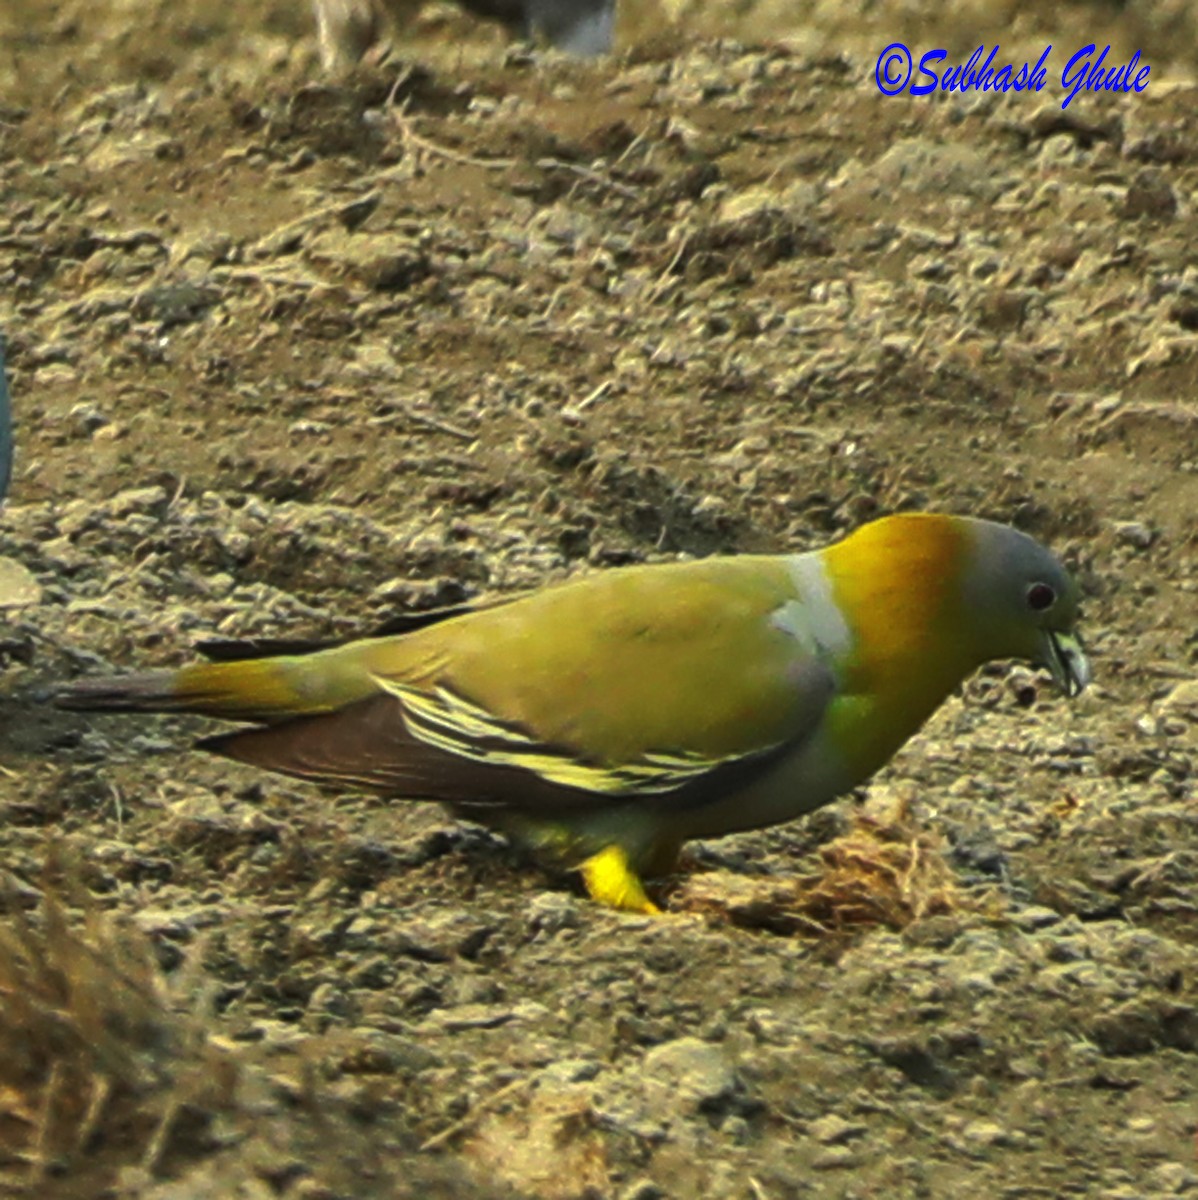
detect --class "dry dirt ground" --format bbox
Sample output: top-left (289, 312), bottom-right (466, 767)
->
top-left (0, 1), bottom-right (1196, 1197)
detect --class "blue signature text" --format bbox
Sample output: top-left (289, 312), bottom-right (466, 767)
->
top-left (875, 44), bottom-right (1151, 110)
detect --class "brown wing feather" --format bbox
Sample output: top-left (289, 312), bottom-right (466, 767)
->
top-left (197, 693), bottom-right (800, 819)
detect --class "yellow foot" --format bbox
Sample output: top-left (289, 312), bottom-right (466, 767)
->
top-left (579, 845), bottom-right (660, 914)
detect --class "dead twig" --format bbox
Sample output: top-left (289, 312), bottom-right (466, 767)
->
top-left (387, 87), bottom-right (515, 172)
top-left (565, 379), bottom-right (613, 416)
top-left (371, 403), bottom-right (477, 443)
top-left (419, 1076), bottom-right (531, 1152)
top-left (536, 157), bottom-right (641, 200)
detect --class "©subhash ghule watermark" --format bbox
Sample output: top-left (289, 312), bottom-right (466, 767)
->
top-left (875, 44), bottom-right (1151, 110)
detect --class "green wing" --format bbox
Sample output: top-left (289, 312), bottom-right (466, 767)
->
top-left (200, 555), bottom-right (838, 809)
top-left (361, 555), bottom-right (836, 796)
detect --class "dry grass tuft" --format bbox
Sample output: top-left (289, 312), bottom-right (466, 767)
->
top-left (0, 852), bottom-right (525, 1199)
top-left (672, 792), bottom-right (965, 936)
top-left (0, 852), bottom-right (238, 1195)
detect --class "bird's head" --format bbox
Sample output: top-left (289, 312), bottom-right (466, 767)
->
top-left (825, 512), bottom-right (1091, 701)
top-left (960, 517), bottom-right (1090, 697)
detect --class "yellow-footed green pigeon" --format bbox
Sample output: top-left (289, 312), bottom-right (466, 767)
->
top-left (56, 512), bottom-right (1090, 912)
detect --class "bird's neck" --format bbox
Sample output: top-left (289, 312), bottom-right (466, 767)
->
top-left (821, 518), bottom-right (984, 773)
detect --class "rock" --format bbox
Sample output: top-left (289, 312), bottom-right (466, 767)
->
top-left (306, 982), bottom-right (351, 1020)
top-left (812, 1145), bottom-right (862, 1170)
top-left (1088, 1002), bottom-right (1198, 1056)
top-left (419, 1003), bottom-right (525, 1033)
top-left (1160, 680), bottom-right (1198, 719)
top-left (347, 955), bottom-right (396, 989)
top-left (1011, 906), bottom-right (1063, 931)
top-left (390, 912), bottom-right (495, 962)
top-left (305, 229), bottom-right (433, 293)
top-left (1111, 520), bottom-right (1156, 549)
top-left (808, 1113), bottom-right (867, 1145)
top-left (844, 138), bottom-right (1001, 201)
top-left (1150, 1163), bottom-right (1198, 1193)
top-left (1122, 169), bottom-right (1178, 220)
top-left (69, 403), bottom-right (110, 436)
top-left (0, 557), bottom-right (41, 608)
top-left (337, 191), bottom-right (382, 232)
top-left (642, 1037), bottom-right (739, 1114)
top-left (133, 280), bottom-right (220, 326)
top-left (962, 1119), bottom-right (1013, 1147)
top-left (336, 1031), bottom-right (442, 1074)
top-left (618, 1182), bottom-right (665, 1200)
top-left (108, 485), bottom-right (168, 519)
top-left (526, 891), bottom-right (584, 934)
top-left (539, 1058), bottom-right (602, 1086)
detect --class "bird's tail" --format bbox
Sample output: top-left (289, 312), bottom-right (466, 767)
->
top-left (54, 657), bottom-right (336, 724)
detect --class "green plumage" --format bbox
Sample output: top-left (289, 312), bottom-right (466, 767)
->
top-left (54, 513), bottom-right (1090, 910)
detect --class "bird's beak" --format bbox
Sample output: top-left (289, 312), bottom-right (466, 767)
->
top-left (1043, 630), bottom-right (1091, 698)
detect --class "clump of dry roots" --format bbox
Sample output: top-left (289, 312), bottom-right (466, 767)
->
top-left (673, 793), bottom-right (967, 936)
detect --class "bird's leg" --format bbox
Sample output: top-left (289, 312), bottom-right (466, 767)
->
top-left (579, 845), bottom-right (660, 914)
top-left (641, 838), bottom-right (682, 880)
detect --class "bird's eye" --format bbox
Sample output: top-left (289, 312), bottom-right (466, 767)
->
top-left (1027, 582), bottom-right (1056, 611)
